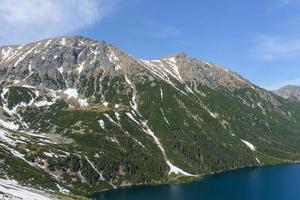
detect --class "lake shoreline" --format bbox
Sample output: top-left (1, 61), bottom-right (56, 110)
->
top-left (89, 160), bottom-right (300, 199)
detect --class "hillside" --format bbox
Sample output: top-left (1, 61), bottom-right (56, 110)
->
top-left (1, 36), bottom-right (300, 198)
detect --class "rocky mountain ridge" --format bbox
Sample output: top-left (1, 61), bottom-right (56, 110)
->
top-left (0, 36), bottom-right (300, 199)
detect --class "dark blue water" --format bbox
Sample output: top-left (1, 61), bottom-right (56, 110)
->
top-left (92, 164), bottom-right (300, 200)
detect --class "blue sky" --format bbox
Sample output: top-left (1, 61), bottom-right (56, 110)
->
top-left (0, 0), bottom-right (299, 89)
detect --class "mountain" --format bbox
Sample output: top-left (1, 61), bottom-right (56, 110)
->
top-left (1, 36), bottom-right (300, 198)
top-left (274, 85), bottom-right (300, 102)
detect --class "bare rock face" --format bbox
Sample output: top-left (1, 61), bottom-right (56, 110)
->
top-left (274, 85), bottom-right (300, 102)
top-left (0, 36), bottom-right (257, 91)
top-left (0, 36), bottom-right (128, 89)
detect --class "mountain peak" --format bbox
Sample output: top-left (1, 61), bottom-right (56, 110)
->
top-left (169, 52), bottom-right (188, 58)
top-left (0, 35), bottom-right (255, 91)
top-left (280, 85), bottom-right (300, 89)
top-left (38, 35), bottom-right (102, 43)
top-left (274, 85), bottom-right (300, 101)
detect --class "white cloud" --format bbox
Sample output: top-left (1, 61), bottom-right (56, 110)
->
top-left (256, 35), bottom-right (300, 60)
top-left (0, 0), bottom-right (119, 45)
top-left (259, 0), bottom-right (300, 60)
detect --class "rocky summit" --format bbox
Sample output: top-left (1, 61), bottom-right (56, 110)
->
top-left (274, 85), bottom-right (300, 102)
top-left (1, 36), bottom-right (300, 198)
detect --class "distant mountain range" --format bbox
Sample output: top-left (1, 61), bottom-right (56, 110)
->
top-left (1, 36), bottom-right (300, 199)
top-left (274, 85), bottom-right (300, 102)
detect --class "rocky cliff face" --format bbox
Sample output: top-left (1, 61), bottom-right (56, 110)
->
top-left (274, 85), bottom-right (300, 102)
top-left (1, 36), bottom-right (300, 198)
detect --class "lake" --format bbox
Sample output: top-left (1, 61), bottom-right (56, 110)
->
top-left (92, 164), bottom-right (300, 200)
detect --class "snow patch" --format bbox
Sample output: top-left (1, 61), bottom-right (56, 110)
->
top-left (0, 129), bottom-right (17, 146)
top-left (126, 112), bottom-right (140, 125)
top-left (56, 183), bottom-right (69, 194)
top-left (64, 88), bottom-right (78, 99)
top-left (115, 112), bottom-right (121, 121)
top-left (103, 114), bottom-right (117, 125)
top-left (0, 179), bottom-right (55, 200)
top-left (241, 139), bottom-right (256, 151)
top-left (77, 61), bottom-right (85, 74)
top-left (34, 99), bottom-right (55, 107)
top-left (167, 160), bottom-right (194, 176)
top-left (57, 67), bottom-right (63, 74)
top-left (0, 119), bottom-right (19, 131)
top-left (106, 136), bottom-right (119, 144)
top-left (44, 40), bottom-right (52, 47)
top-left (98, 119), bottom-right (105, 129)
top-left (160, 88), bottom-right (163, 100)
top-left (160, 108), bottom-right (170, 125)
top-left (257, 103), bottom-right (266, 114)
top-left (1, 47), bottom-right (13, 62)
top-left (125, 75), bottom-right (138, 112)
top-left (60, 38), bottom-right (66, 46)
top-left (107, 46), bottom-right (122, 70)
top-left (78, 98), bottom-right (89, 107)
top-left (63, 88), bottom-right (88, 107)
top-left (43, 152), bottom-right (55, 158)
top-left (28, 62), bottom-right (32, 72)
top-left (256, 158), bottom-right (261, 164)
top-left (206, 109), bottom-right (217, 119)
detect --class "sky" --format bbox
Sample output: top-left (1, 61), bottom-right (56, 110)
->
top-left (0, 0), bottom-right (299, 90)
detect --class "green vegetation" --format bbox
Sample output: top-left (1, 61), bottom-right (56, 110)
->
top-left (2, 74), bottom-right (300, 199)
